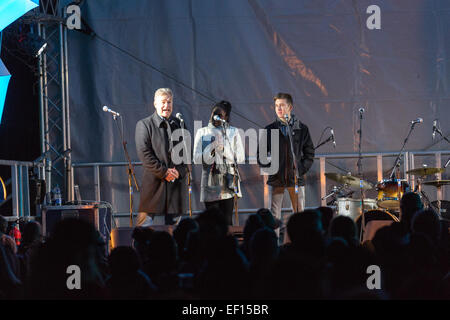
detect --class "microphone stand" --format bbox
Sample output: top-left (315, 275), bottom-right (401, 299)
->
top-left (434, 128), bottom-right (450, 169)
top-left (179, 118), bottom-right (192, 217)
top-left (389, 122), bottom-right (418, 181)
top-left (357, 110), bottom-right (365, 243)
top-left (314, 135), bottom-right (334, 150)
top-left (113, 114), bottom-right (139, 227)
top-left (434, 128), bottom-right (450, 144)
top-left (385, 122), bottom-right (419, 223)
top-left (433, 127), bottom-right (450, 216)
top-left (221, 121), bottom-right (241, 226)
top-left (285, 115), bottom-right (300, 212)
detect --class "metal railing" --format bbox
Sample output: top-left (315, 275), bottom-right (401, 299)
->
top-left (0, 159), bottom-right (44, 220)
top-left (2, 150), bottom-right (448, 219)
top-left (72, 149), bottom-right (450, 217)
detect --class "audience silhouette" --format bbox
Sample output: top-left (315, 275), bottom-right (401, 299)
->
top-left (0, 190), bottom-right (448, 300)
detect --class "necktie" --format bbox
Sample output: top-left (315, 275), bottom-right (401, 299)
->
top-left (164, 119), bottom-right (173, 153)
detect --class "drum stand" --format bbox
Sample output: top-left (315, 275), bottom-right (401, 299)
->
top-left (321, 186), bottom-right (342, 204)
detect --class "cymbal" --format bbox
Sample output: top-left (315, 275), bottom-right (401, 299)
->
top-left (406, 167), bottom-right (445, 176)
top-left (422, 180), bottom-right (450, 188)
top-left (325, 173), bottom-right (373, 190)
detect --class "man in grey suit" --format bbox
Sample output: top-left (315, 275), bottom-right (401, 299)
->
top-left (135, 88), bottom-right (187, 226)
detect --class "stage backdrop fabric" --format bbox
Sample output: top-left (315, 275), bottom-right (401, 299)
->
top-left (65, 0), bottom-right (450, 214)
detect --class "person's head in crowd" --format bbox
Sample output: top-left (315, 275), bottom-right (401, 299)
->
top-left (153, 88), bottom-right (173, 119)
top-left (243, 214), bottom-right (265, 245)
top-left (411, 208), bottom-right (441, 246)
top-left (256, 208), bottom-right (281, 230)
top-left (131, 226), bottom-right (154, 261)
top-left (195, 207), bottom-right (229, 242)
top-left (108, 246), bottom-right (140, 276)
top-left (326, 237), bottom-right (349, 263)
top-left (329, 215), bottom-right (358, 246)
top-left (106, 246), bottom-right (156, 299)
top-left (147, 231), bottom-right (178, 274)
top-left (372, 225), bottom-right (409, 262)
top-left (249, 227), bottom-right (279, 264)
top-left (408, 232), bottom-right (436, 268)
top-left (287, 209), bottom-right (324, 254)
top-left (21, 221), bottom-right (42, 247)
top-left (0, 215), bottom-right (7, 234)
top-left (173, 218), bottom-right (199, 258)
top-left (400, 192), bottom-right (424, 231)
top-left (317, 206), bottom-right (334, 236)
top-left (28, 218), bottom-right (105, 299)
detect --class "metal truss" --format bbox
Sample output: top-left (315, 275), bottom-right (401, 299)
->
top-left (27, 0), bottom-right (73, 201)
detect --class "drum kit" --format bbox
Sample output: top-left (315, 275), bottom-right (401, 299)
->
top-left (324, 165), bottom-right (449, 223)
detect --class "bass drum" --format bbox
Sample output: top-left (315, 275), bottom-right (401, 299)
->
top-left (355, 209), bottom-right (400, 242)
top-left (336, 198), bottom-right (378, 221)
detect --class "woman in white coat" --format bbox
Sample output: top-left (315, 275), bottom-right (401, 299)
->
top-left (193, 101), bottom-right (245, 225)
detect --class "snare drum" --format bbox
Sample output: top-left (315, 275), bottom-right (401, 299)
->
top-left (336, 198), bottom-right (378, 221)
top-left (376, 179), bottom-right (410, 209)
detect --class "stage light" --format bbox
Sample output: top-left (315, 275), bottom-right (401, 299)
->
top-left (0, 59), bottom-right (11, 124)
top-left (25, 33), bottom-right (47, 57)
top-left (0, 0), bottom-right (39, 32)
top-left (35, 41), bottom-right (47, 57)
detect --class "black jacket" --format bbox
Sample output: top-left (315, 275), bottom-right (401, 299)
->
top-left (135, 112), bottom-right (187, 215)
top-left (258, 116), bottom-right (315, 187)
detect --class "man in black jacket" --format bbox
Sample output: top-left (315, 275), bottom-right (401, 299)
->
top-left (258, 93), bottom-right (315, 241)
top-left (135, 88), bottom-right (187, 226)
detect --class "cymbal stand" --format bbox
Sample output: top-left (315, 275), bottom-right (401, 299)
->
top-left (389, 122), bottom-right (418, 181)
top-left (432, 124), bottom-right (449, 217)
top-left (357, 109), bottom-right (365, 242)
top-left (414, 175), bottom-right (432, 208)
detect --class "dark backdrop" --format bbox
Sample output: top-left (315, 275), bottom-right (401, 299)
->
top-left (4, 0), bottom-right (450, 214)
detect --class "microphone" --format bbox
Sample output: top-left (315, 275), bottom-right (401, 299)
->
top-left (432, 119), bottom-right (437, 141)
top-left (411, 118), bottom-right (423, 125)
top-left (284, 114), bottom-right (290, 123)
top-left (176, 113), bottom-right (184, 122)
top-left (213, 115), bottom-right (226, 124)
top-left (103, 106), bottom-right (120, 117)
top-left (359, 107), bottom-right (365, 114)
top-left (330, 128), bottom-right (336, 148)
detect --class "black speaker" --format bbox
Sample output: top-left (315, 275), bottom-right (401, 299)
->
top-left (110, 225), bottom-right (175, 249)
top-left (42, 204), bottom-right (112, 247)
top-left (228, 226), bottom-right (244, 242)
